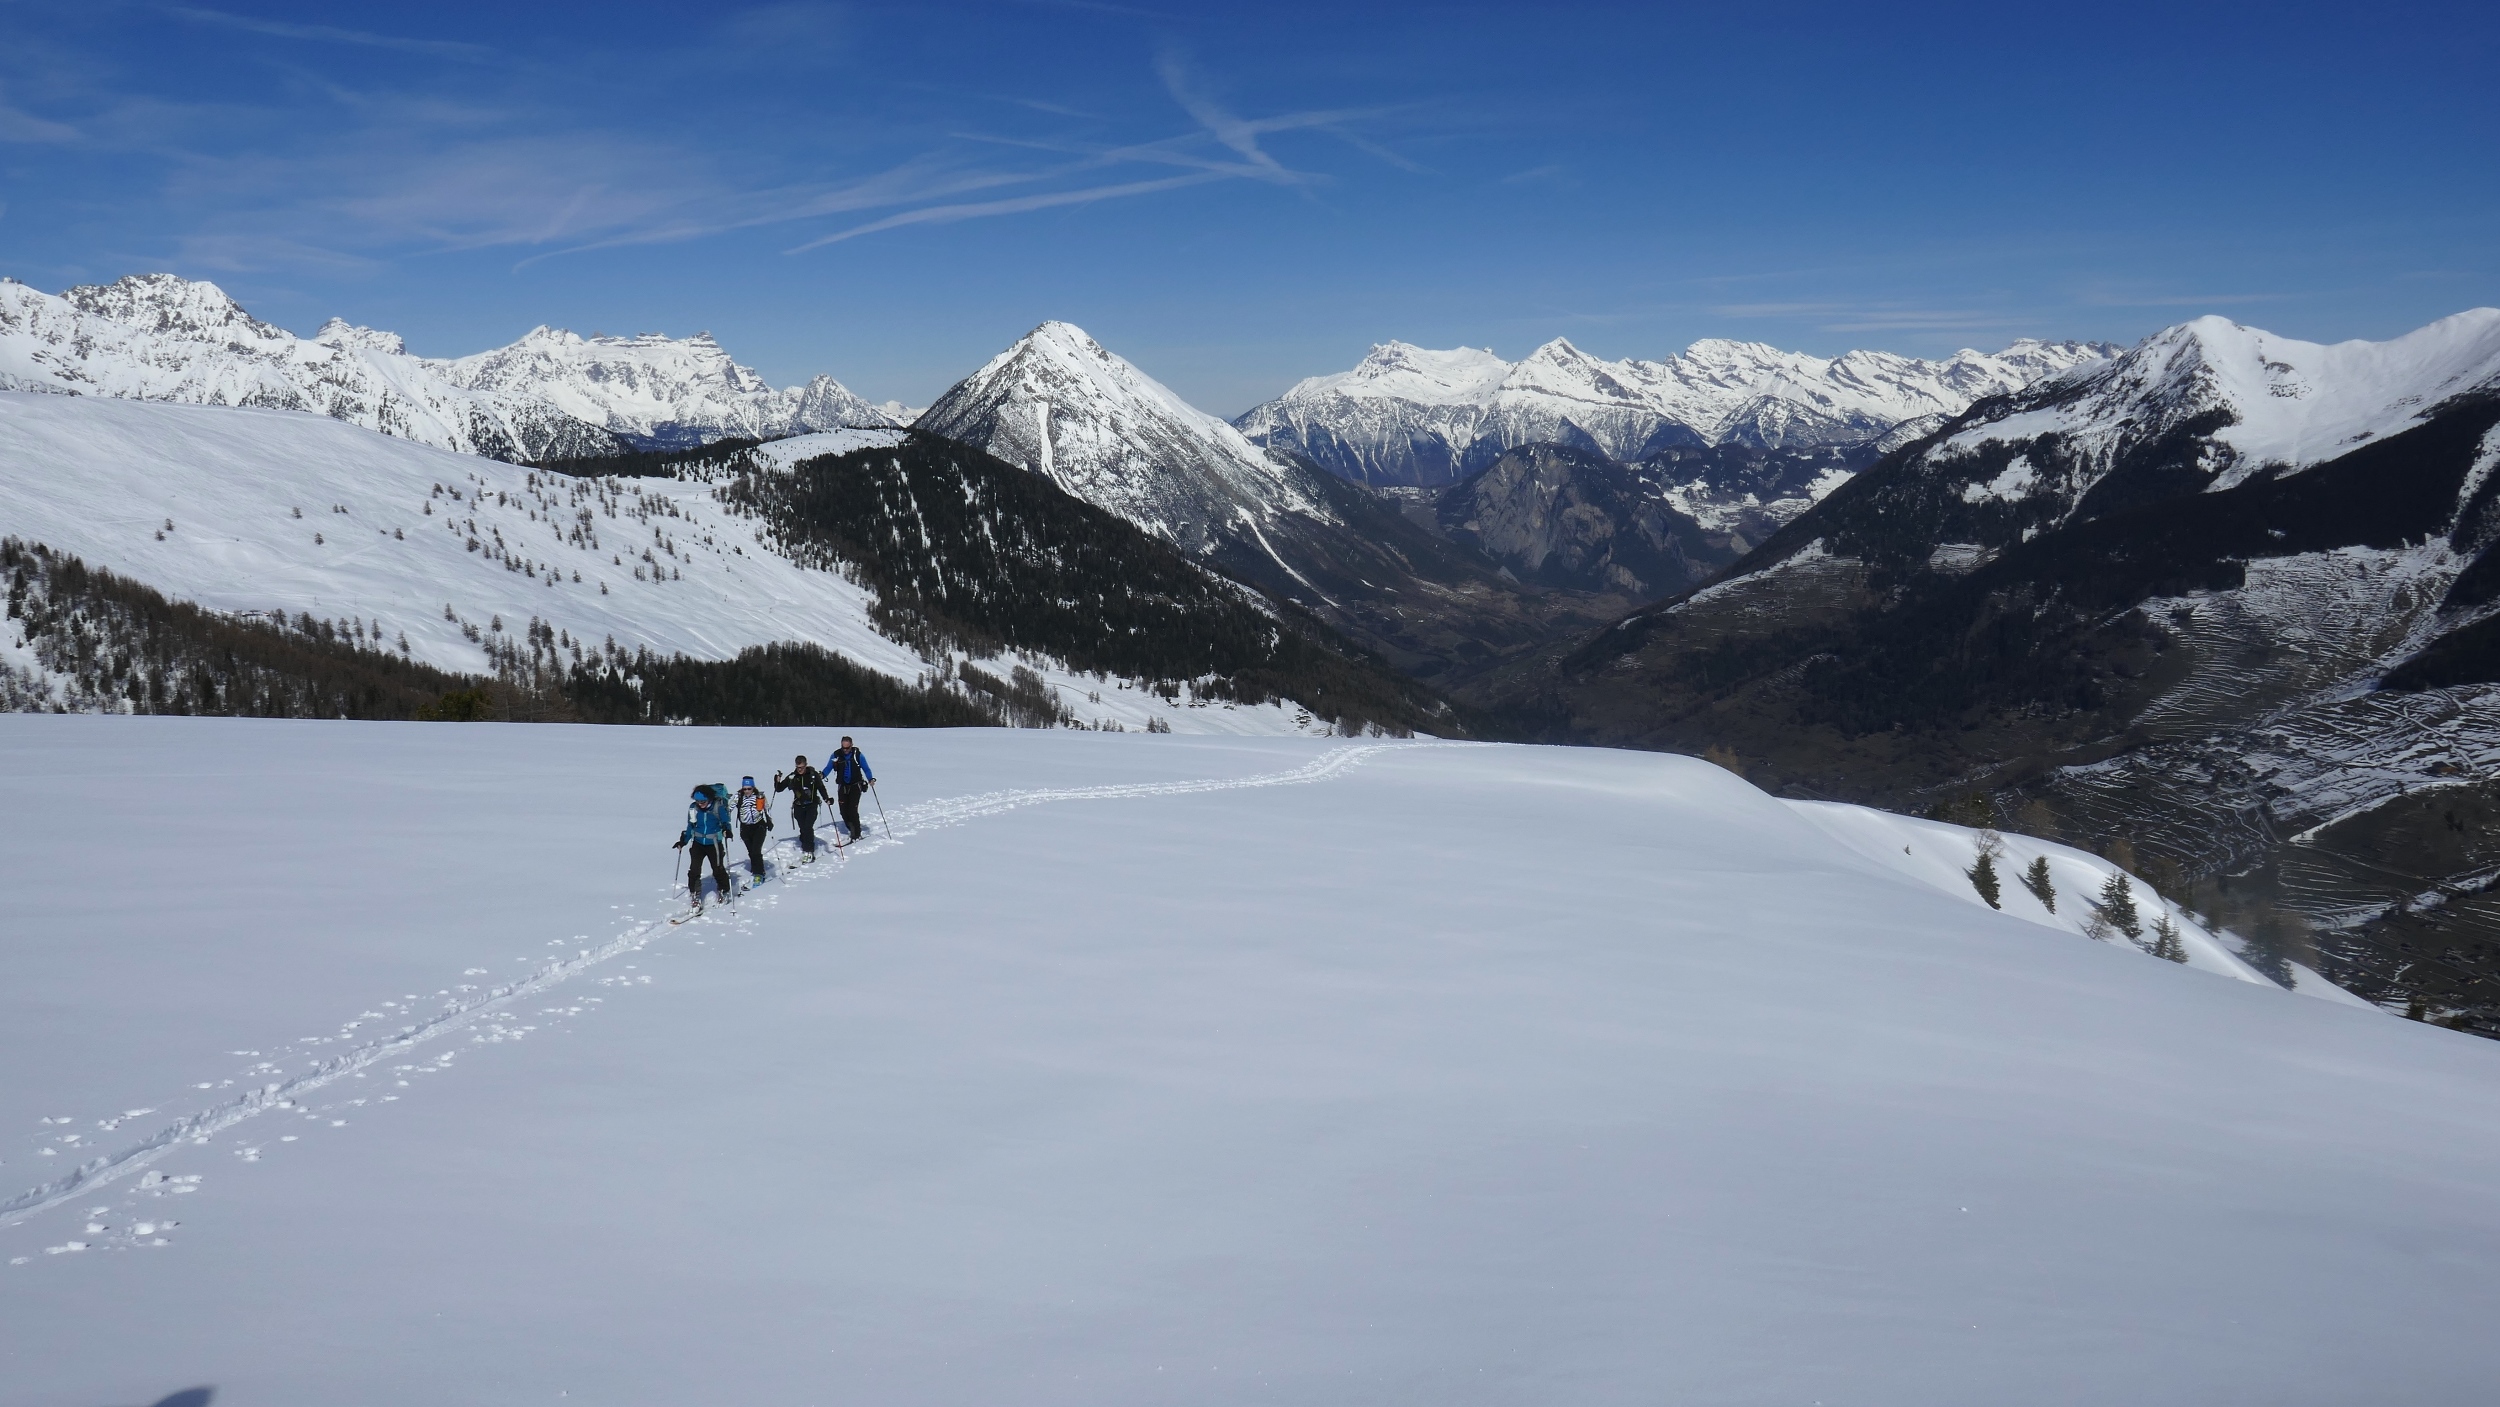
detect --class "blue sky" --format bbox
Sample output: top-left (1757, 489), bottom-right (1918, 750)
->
top-left (2, 0), bottom-right (2494, 413)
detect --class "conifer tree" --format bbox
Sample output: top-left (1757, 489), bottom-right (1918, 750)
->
top-left (1968, 831), bottom-right (2004, 910)
top-left (2021, 855), bottom-right (2056, 913)
top-left (2096, 869), bottom-right (2143, 944)
top-left (2151, 911), bottom-right (2188, 963)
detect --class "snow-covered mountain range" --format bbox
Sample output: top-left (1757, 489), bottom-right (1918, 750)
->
top-left (916, 321), bottom-right (1333, 553)
top-left (441, 326), bottom-right (901, 449)
top-left (0, 391), bottom-right (1332, 735)
top-left (912, 321), bottom-right (1616, 681)
top-left (0, 274), bottom-right (896, 461)
top-left (1503, 307), bottom-right (2500, 1024)
top-left (1236, 335), bottom-right (2117, 486)
top-left (1921, 309), bottom-right (2500, 519)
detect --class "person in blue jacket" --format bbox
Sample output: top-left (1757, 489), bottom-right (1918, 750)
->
top-left (674, 786), bottom-right (733, 908)
top-left (825, 735), bottom-right (875, 841)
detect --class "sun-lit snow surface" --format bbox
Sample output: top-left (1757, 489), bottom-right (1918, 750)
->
top-left (441, 326), bottom-right (899, 446)
top-left (748, 425), bottom-right (911, 468)
top-left (0, 272), bottom-right (892, 456)
top-left (0, 274), bottom-right (619, 462)
top-left (9, 718), bottom-right (2493, 1407)
top-left (1236, 335), bottom-right (2117, 485)
top-left (916, 321), bottom-right (1334, 551)
top-left (0, 392), bottom-right (1324, 735)
top-left (1938, 309), bottom-right (2500, 499)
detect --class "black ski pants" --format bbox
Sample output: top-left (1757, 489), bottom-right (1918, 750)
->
top-left (794, 804), bottom-right (820, 853)
top-left (687, 841), bottom-right (729, 902)
top-left (740, 821), bottom-right (770, 877)
top-left (838, 782), bottom-right (865, 840)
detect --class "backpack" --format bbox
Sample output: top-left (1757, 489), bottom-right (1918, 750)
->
top-left (686, 783), bottom-right (732, 843)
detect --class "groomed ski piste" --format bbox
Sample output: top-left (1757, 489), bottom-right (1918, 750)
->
top-left (6, 715), bottom-right (2500, 1405)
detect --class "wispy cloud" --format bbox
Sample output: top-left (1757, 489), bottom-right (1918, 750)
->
top-left (788, 171), bottom-right (1229, 250)
top-left (10, 22), bottom-right (1410, 276)
top-left (0, 99), bottom-right (78, 143)
top-left (163, 5), bottom-right (501, 62)
top-left (1153, 51), bottom-right (1303, 185)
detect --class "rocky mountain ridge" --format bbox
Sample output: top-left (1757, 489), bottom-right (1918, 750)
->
top-left (0, 273), bottom-right (895, 461)
top-left (1236, 333), bottom-right (2116, 487)
top-left (914, 321), bottom-right (1634, 687)
top-left (1482, 307), bottom-right (2500, 1028)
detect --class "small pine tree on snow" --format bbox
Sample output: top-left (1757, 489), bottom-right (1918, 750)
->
top-left (2151, 911), bottom-right (2188, 964)
top-left (2021, 855), bottom-right (2056, 913)
top-left (1967, 830), bottom-right (2005, 909)
top-left (2095, 869), bottom-right (2143, 945)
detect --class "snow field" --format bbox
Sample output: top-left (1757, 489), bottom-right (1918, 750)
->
top-left (7, 715), bottom-right (2500, 1405)
top-left (0, 391), bottom-right (1322, 735)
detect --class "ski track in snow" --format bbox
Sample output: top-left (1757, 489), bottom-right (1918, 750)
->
top-left (0, 742), bottom-right (1420, 1251)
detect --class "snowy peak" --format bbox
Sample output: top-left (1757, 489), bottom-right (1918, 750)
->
top-left (441, 322), bottom-right (890, 446)
top-left (0, 271), bottom-right (893, 459)
top-left (0, 275), bottom-right (624, 462)
top-left (1237, 330), bottom-right (2117, 486)
top-left (313, 318), bottom-right (407, 356)
top-left (1295, 341), bottom-right (1511, 406)
top-left (1935, 307), bottom-right (2500, 504)
top-left (917, 321), bottom-right (1325, 548)
top-left (60, 273), bottom-right (279, 341)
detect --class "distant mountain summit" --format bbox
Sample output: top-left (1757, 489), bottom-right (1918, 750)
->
top-left (0, 273), bottom-right (892, 461)
top-left (1237, 334), bottom-right (2116, 486)
top-left (916, 321), bottom-right (1630, 685)
top-left (1487, 306), bottom-right (2500, 1020)
top-left (443, 326), bottom-right (899, 449)
top-left (916, 321), bottom-right (1330, 553)
top-left (0, 273), bottom-right (621, 462)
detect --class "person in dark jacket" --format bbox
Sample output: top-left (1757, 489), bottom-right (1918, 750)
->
top-left (774, 754), bottom-right (831, 856)
top-left (674, 787), bottom-right (732, 908)
top-left (733, 775), bottom-right (774, 882)
top-left (826, 736), bottom-right (875, 841)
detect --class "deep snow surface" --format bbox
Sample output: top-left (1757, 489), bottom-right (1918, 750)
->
top-left (0, 391), bottom-right (1322, 735)
top-left (5, 717), bottom-right (2498, 1405)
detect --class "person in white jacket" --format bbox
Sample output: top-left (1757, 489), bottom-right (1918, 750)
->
top-left (733, 775), bottom-right (774, 883)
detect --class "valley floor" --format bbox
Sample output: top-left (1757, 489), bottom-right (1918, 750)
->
top-left (4, 718), bottom-right (2498, 1405)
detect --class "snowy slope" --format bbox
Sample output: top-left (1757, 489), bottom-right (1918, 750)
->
top-left (1237, 334), bottom-right (2116, 486)
top-left (0, 275), bottom-right (623, 463)
top-left (1934, 308), bottom-right (2500, 511)
top-left (9, 719), bottom-right (2492, 1407)
top-left (441, 326), bottom-right (898, 447)
top-left (0, 392), bottom-right (1324, 735)
top-left (915, 321), bottom-right (1334, 551)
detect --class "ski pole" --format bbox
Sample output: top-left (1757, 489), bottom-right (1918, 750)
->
top-left (872, 779), bottom-right (892, 839)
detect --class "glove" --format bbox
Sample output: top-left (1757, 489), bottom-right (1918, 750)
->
top-left (674, 837), bottom-right (687, 850)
